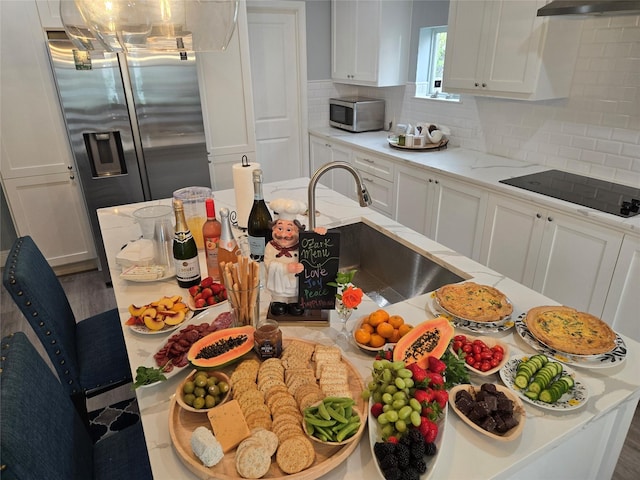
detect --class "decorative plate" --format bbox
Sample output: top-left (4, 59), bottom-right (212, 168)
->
top-left (128, 309), bottom-right (194, 335)
top-left (514, 315), bottom-right (627, 368)
top-left (369, 398), bottom-right (447, 480)
top-left (499, 355), bottom-right (589, 411)
top-left (137, 306), bottom-right (233, 388)
top-left (449, 384), bottom-right (525, 441)
top-left (426, 294), bottom-right (515, 334)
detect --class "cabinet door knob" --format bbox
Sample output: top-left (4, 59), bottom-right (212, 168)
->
top-left (474, 82), bottom-right (479, 87)
top-left (434, 180), bottom-right (439, 184)
top-left (547, 217), bottom-right (553, 222)
top-left (536, 213), bottom-right (542, 219)
top-left (67, 165), bottom-right (73, 170)
top-left (428, 178), bottom-right (433, 183)
top-left (482, 83), bottom-right (487, 88)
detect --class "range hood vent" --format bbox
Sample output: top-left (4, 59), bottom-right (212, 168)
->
top-left (537, 1), bottom-right (640, 17)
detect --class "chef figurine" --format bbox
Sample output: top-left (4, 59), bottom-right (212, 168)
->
top-left (264, 198), bottom-right (325, 316)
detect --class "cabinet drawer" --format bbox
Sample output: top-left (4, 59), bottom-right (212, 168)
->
top-left (359, 171), bottom-right (395, 217)
top-left (353, 151), bottom-right (394, 181)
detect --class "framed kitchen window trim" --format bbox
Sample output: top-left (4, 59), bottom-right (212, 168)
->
top-left (415, 25), bottom-right (459, 102)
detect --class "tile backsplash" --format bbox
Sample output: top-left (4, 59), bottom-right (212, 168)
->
top-left (308, 15), bottom-right (639, 188)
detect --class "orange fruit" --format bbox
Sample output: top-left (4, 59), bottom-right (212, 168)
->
top-left (368, 309), bottom-right (390, 327)
top-left (361, 323), bottom-right (374, 334)
top-left (388, 315), bottom-right (404, 329)
top-left (354, 328), bottom-right (371, 345)
top-left (389, 328), bottom-right (401, 343)
top-left (398, 324), bottom-right (413, 338)
top-left (369, 333), bottom-right (386, 348)
top-left (376, 322), bottom-right (394, 339)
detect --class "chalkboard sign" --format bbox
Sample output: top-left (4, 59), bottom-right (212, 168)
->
top-left (297, 231), bottom-right (340, 310)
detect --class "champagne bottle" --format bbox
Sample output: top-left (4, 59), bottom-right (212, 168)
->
top-left (173, 198), bottom-right (201, 288)
top-left (217, 207), bottom-right (240, 281)
top-left (202, 198), bottom-right (222, 281)
top-left (247, 169), bottom-right (272, 261)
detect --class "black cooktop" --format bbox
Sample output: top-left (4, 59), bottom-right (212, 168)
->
top-left (499, 170), bottom-right (640, 218)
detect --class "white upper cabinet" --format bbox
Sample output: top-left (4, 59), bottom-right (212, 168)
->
top-left (443, 0), bottom-right (583, 100)
top-left (331, 0), bottom-right (412, 87)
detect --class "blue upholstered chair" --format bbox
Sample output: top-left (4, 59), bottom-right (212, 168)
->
top-left (0, 332), bottom-right (153, 480)
top-left (2, 236), bottom-right (132, 419)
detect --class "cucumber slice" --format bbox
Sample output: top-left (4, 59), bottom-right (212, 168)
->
top-left (527, 381), bottom-right (542, 394)
top-left (538, 389), bottom-right (554, 403)
top-left (559, 375), bottom-right (575, 390)
top-left (524, 390), bottom-right (540, 400)
top-left (514, 374), bottom-right (530, 389)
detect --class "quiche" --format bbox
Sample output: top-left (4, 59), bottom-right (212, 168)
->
top-left (435, 282), bottom-right (513, 322)
top-left (525, 306), bottom-right (616, 356)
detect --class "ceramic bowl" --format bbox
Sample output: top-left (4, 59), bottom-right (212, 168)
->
top-left (303, 405), bottom-right (365, 446)
top-left (451, 335), bottom-right (510, 376)
top-left (449, 383), bottom-right (525, 442)
top-left (351, 315), bottom-right (397, 354)
top-left (175, 369), bottom-right (231, 413)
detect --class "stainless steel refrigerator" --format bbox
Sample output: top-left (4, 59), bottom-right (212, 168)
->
top-left (46, 30), bottom-right (210, 282)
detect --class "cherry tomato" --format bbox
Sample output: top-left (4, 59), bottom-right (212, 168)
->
top-left (465, 355), bottom-right (476, 366)
top-left (452, 340), bottom-right (463, 352)
top-left (490, 357), bottom-right (500, 368)
top-left (454, 335), bottom-right (467, 342)
top-left (492, 345), bottom-right (504, 355)
top-left (480, 361), bottom-right (491, 372)
top-left (493, 351), bottom-right (504, 362)
top-left (481, 351), bottom-right (493, 360)
top-left (462, 344), bottom-right (473, 354)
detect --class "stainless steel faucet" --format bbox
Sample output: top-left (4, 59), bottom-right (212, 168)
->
top-left (307, 161), bottom-right (372, 230)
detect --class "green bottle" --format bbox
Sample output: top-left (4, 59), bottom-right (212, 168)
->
top-left (173, 198), bottom-right (201, 288)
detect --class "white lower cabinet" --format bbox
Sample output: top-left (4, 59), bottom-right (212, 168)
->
top-left (395, 165), bottom-right (487, 261)
top-left (309, 135), bottom-right (353, 198)
top-left (352, 150), bottom-right (395, 218)
top-left (3, 173), bottom-right (95, 267)
top-left (481, 194), bottom-right (623, 316)
top-left (601, 235), bottom-right (640, 341)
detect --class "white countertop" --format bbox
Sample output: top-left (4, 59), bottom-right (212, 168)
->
top-left (98, 178), bottom-right (640, 480)
top-left (310, 127), bottom-right (640, 235)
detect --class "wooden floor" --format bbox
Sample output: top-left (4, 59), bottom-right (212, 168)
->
top-left (1, 268), bottom-right (638, 478)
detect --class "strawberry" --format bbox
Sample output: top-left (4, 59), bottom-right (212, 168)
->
top-left (406, 363), bottom-right (428, 383)
top-left (370, 402), bottom-right (384, 418)
top-left (425, 371), bottom-right (445, 388)
top-left (200, 277), bottom-right (214, 288)
top-left (211, 283), bottom-right (224, 294)
top-left (419, 417), bottom-right (439, 443)
top-left (188, 285), bottom-right (200, 297)
top-left (433, 389), bottom-right (449, 409)
top-left (421, 400), bottom-right (442, 421)
top-left (427, 356), bottom-right (447, 374)
top-left (412, 388), bottom-right (434, 405)
top-left (195, 298), bottom-right (207, 309)
top-left (200, 287), bottom-right (213, 299)
top-left (206, 295), bottom-right (217, 306)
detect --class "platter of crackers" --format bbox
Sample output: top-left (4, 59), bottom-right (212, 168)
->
top-left (168, 338), bottom-right (368, 479)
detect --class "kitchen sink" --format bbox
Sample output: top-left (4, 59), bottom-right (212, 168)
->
top-left (328, 222), bottom-right (465, 307)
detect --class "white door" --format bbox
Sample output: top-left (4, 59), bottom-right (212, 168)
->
top-left (247, 1), bottom-right (308, 184)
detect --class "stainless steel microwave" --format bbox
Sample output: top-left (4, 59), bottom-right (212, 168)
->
top-left (329, 97), bottom-right (385, 132)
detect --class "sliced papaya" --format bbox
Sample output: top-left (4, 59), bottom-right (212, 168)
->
top-left (393, 316), bottom-right (454, 369)
top-left (187, 325), bottom-right (255, 369)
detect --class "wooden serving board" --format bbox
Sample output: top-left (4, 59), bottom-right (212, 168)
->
top-left (169, 338), bottom-right (368, 479)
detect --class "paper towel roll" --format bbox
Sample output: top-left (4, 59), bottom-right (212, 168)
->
top-left (232, 161), bottom-right (260, 229)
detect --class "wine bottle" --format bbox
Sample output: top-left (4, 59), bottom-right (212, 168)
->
top-left (172, 198), bottom-right (201, 288)
top-left (247, 169), bottom-right (272, 261)
top-left (217, 207), bottom-right (240, 281)
top-left (202, 198), bottom-right (222, 281)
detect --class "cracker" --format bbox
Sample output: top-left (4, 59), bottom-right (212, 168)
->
top-left (235, 444), bottom-right (271, 479)
top-left (276, 435), bottom-right (315, 474)
top-left (250, 427), bottom-right (279, 457)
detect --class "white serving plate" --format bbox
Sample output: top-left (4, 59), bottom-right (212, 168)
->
top-left (127, 309), bottom-right (194, 335)
top-left (499, 354), bottom-right (589, 411)
top-left (449, 383), bottom-right (525, 442)
top-left (368, 400), bottom-right (447, 480)
top-left (426, 294), bottom-right (515, 334)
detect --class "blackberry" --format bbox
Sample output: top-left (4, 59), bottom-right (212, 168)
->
top-left (400, 434), bottom-right (412, 446)
top-left (379, 454), bottom-right (399, 471)
top-left (395, 443), bottom-right (411, 470)
top-left (400, 467), bottom-right (420, 480)
top-left (410, 440), bottom-right (426, 459)
top-left (406, 428), bottom-right (424, 445)
top-left (424, 441), bottom-right (438, 456)
top-left (411, 457), bottom-right (428, 474)
top-left (382, 467), bottom-right (402, 480)
top-left (374, 441), bottom-right (396, 460)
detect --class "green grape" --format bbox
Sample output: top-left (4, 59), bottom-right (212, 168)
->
top-left (395, 419), bottom-right (407, 433)
top-left (372, 391), bottom-right (383, 403)
top-left (391, 361), bottom-right (405, 371)
top-left (409, 398), bottom-right (422, 411)
top-left (385, 410), bottom-right (399, 423)
top-left (368, 381), bottom-right (377, 391)
top-left (382, 392), bottom-right (393, 405)
top-left (392, 391), bottom-right (407, 401)
top-left (392, 399), bottom-right (406, 410)
top-left (377, 413), bottom-right (391, 425)
top-left (372, 360), bottom-right (384, 371)
top-left (404, 378), bottom-right (415, 389)
top-left (361, 389), bottom-right (371, 400)
top-left (398, 405), bottom-right (413, 420)
top-left (381, 424), bottom-right (395, 439)
top-left (410, 410), bottom-right (422, 427)
top-left (384, 385), bottom-right (398, 395)
top-left (382, 368), bottom-right (393, 383)
top-left (397, 368), bottom-right (413, 378)
top-left (380, 359), bottom-right (392, 369)
top-left (394, 377), bottom-right (406, 390)
top-left (382, 404), bottom-right (392, 413)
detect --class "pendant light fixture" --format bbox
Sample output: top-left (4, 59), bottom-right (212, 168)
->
top-left (61, 0), bottom-right (238, 52)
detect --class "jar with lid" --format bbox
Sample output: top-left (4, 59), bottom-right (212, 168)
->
top-left (254, 318), bottom-right (282, 360)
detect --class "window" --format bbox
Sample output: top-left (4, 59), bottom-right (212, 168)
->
top-left (416, 26), bottom-right (459, 101)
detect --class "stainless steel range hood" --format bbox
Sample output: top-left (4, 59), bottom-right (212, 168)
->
top-left (537, 1), bottom-right (640, 17)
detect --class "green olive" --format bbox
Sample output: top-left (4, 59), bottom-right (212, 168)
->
top-left (183, 381), bottom-right (195, 394)
top-left (194, 376), bottom-right (208, 388)
top-left (183, 393), bottom-right (196, 406)
top-left (208, 384), bottom-right (220, 396)
top-left (205, 395), bottom-right (216, 409)
top-left (192, 397), bottom-right (206, 409)
top-left (207, 376), bottom-right (218, 387)
top-left (193, 387), bottom-right (206, 398)
top-left (218, 381), bottom-right (229, 394)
